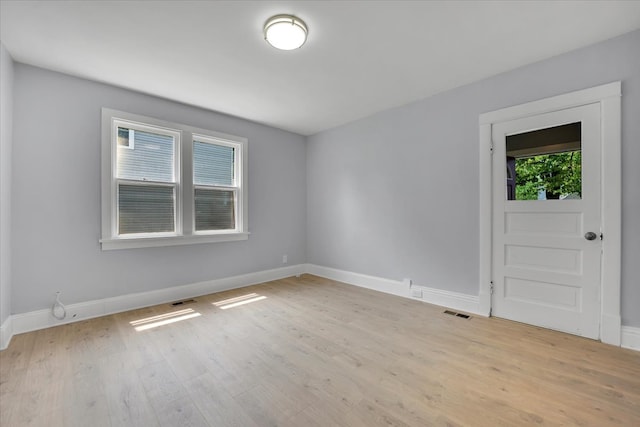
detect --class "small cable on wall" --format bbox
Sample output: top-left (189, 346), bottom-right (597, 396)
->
top-left (52, 291), bottom-right (66, 320)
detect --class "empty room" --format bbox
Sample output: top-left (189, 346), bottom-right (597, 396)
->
top-left (1, 1), bottom-right (639, 426)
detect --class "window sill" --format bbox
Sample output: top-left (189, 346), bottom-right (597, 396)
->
top-left (100, 232), bottom-right (249, 250)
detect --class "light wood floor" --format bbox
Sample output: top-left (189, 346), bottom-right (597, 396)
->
top-left (1, 275), bottom-right (639, 426)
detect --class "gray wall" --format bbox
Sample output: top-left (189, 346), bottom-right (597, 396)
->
top-left (307, 30), bottom-right (640, 327)
top-left (11, 64), bottom-right (307, 314)
top-left (0, 43), bottom-right (13, 325)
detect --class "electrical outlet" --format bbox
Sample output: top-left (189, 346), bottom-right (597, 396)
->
top-left (282, 254), bottom-right (288, 264)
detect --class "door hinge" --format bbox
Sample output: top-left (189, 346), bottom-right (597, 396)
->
top-left (490, 141), bottom-right (494, 154)
top-left (490, 281), bottom-right (494, 295)
top-left (600, 233), bottom-right (603, 241)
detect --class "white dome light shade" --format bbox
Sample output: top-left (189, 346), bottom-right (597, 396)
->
top-left (264, 15), bottom-right (308, 50)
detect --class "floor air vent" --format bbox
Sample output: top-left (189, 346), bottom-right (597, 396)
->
top-left (171, 299), bottom-right (197, 306)
top-left (444, 310), bottom-right (471, 319)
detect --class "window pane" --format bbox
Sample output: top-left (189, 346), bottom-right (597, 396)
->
top-left (195, 188), bottom-right (235, 231)
top-left (119, 184), bottom-right (175, 234)
top-left (506, 122), bottom-right (582, 200)
top-left (117, 127), bottom-right (132, 148)
top-left (117, 127), bottom-right (174, 182)
top-left (193, 141), bottom-right (234, 186)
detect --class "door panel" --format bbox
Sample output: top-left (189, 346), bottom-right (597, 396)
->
top-left (505, 211), bottom-right (582, 235)
top-left (503, 277), bottom-right (581, 310)
top-left (504, 245), bottom-right (582, 274)
top-left (492, 103), bottom-right (601, 339)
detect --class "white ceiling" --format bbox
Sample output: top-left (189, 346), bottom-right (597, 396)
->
top-left (2, 1), bottom-right (639, 136)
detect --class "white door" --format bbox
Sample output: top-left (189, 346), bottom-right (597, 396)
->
top-left (491, 103), bottom-right (602, 339)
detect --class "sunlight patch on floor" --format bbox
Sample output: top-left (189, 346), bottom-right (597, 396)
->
top-left (130, 308), bottom-right (202, 331)
top-left (213, 293), bottom-right (267, 310)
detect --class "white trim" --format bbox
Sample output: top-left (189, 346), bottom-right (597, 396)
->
top-left (0, 315), bottom-right (13, 350)
top-left (418, 286), bottom-right (482, 316)
top-left (191, 134), bottom-right (244, 234)
top-left (101, 232), bottom-right (249, 250)
top-left (478, 123), bottom-right (493, 316)
top-left (305, 264), bottom-right (483, 316)
top-left (6, 264), bottom-right (304, 343)
top-left (479, 82), bottom-right (621, 125)
top-left (599, 94), bottom-right (622, 346)
top-left (602, 313), bottom-right (623, 347)
top-left (621, 326), bottom-right (640, 352)
top-left (478, 81), bottom-right (622, 345)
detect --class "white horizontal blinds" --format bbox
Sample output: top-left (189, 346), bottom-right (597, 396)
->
top-left (193, 141), bottom-right (234, 186)
top-left (116, 127), bottom-right (174, 182)
top-left (193, 139), bottom-right (236, 231)
top-left (194, 189), bottom-right (235, 230)
top-left (118, 184), bottom-right (175, 234)
top-left (116, 125), bottom-right (176, 235)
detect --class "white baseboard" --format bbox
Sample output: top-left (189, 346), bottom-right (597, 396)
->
top-left (621, 326), bottom-right (640, 351)
top-left (304, 264), bottom-right (483, 316)
top-left (2, 264), bottom-right (304, 350)
top-left (0, 315), bottom-right (12, 350)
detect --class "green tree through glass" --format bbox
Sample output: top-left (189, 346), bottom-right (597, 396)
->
top-left (514, 151), bottom-right (581, 200)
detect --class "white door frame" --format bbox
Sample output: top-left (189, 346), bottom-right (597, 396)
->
top-left (478, 82), bottom-right (622, 345)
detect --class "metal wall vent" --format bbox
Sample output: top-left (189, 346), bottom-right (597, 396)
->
top-left (171, 299), bottom-right (197, 306)
top-left (444, 310), bottom-right (471, 319)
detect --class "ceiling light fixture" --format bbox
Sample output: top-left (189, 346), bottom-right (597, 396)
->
top-left (264, 14), bottom-right (308, 50)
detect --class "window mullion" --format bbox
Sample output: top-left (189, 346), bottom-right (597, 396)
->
top-left (182, 131), bottom-right (194, 236)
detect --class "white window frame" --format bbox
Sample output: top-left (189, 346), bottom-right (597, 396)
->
top-left (192, 134), bottom-right (244, 235)
top-left (112, 119), bottom-right (182, 238)
top-left (101, 108), bottom-right (248, 250)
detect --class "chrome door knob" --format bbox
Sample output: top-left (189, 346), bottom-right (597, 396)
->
top-left (584, 232), bottom-right (598, 241)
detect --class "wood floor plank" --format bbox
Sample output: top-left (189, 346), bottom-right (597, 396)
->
top-left (155, 396), bottom-right (209, 427)
top-left (1, 274), bottom-right (639, 426)
top-left (101, 352), bottom-right (159, 427)
top-left (184, 372), bottom-right (260, 427)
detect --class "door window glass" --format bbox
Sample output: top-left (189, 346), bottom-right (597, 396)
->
top-left (506, 122), bottom-right (581, 200)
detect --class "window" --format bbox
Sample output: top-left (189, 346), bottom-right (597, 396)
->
top-left (115, 123), bottom-right (178, 235)
top-left (193, 137), bottom-right (237, 231)
top-left (505, 122), bottom-right (582, 201)
top-left (101, 109), bottom-right (248, 249)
